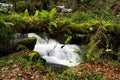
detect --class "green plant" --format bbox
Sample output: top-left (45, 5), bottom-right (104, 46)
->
top-left (39, 8), bottom-right (57, 20)
top-left (15, 37), bottom-right (36, 50)
top-left (84, 40), bottom-right (104, 64)
top-left (39, 10), bottom-right (49, 20)
top-left (77, 70), bottom-right (106, 80)
top-left (65, 36), bottom-right (72, 44)
top-left (3, 13), bottom-right (22, 22)
top-left (117, 47), bottom-right (120, 62)
top-left (32, 10), bottom-right (40, 20)
top-left (17, 44), bottom-right (28, 51)
top-left (0, 13), bottom-right (25, 33)
top-left (15, 0), bottom-right (36, 13)
top-left (22, 9), bottom-right (30, 20)
top-left (0, 5), bottom-right (8, 13)
top-left (60, 35), bottom-right (72, 48)
top-left (70, 10), bottom-right (93, 23)
top-left (28, 52), bottom-right (40, 61)
top-left (0, 20), bottom-right (14, 55)
top-left (101, 19), bottom-right (115, 32)
top-left (50, 68), bottom-right (76, 80)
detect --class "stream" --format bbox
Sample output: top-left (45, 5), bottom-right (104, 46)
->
top-left (28, 33), bottom-right (82, 67)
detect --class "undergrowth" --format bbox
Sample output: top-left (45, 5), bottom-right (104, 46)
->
top-left (0, 50), bottom-right (108, 80)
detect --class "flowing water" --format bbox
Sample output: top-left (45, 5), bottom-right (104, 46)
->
top-left (28, 33), bottom-right (81, 67)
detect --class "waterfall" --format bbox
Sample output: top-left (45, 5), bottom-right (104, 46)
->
top-left (28, 33), bottom-right (81, 67)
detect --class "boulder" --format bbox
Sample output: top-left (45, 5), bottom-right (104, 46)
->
top-left (8, 37), bottom-right (36, 52)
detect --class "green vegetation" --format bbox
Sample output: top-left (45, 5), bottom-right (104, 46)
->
top-left (0, 0), bottom-right (120, 79)
top-left (0, 52), bottom-right (107, 80)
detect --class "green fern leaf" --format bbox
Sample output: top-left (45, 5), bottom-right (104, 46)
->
top-left (23, 9), bottom-right (30, 20)
top-left (40, 10), bottom-right (49, 19)
top-left (65, 36), bottom-right (72, 44)
top-left (49, 8), bottom-right (57, 19)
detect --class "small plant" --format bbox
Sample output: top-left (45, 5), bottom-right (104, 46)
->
top-left (0, 20), bottom-right (14, 55)
top-left (65, 36), bottom-right (72, 44)
top-left (32, 10), bottom-right (40, 20)
top-left (39, 8), bottom-right (57, 20)
top-left (84, 40), bottom-right (104, 64)
top-left (77, 70), bottom-right (106, 80)
top-left (22, 9), bottom-right (30, 20)
top-left (117, 47), bottom-right (120, 62)
top-left (48, 68), bottom-right (76, 80)
top-left (70, 10), bottom-right (93, 23)
top-left (17, 44), bottom-right (28, 51)
top-left (1, 5), bottom-right (8, 13)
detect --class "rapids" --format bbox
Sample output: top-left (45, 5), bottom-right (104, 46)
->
top-left (28, 33), bottom-right (81, 67)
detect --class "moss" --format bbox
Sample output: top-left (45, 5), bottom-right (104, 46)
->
top-left (28, 51), bottom-right (46, 64)
top-left (28, 52), bottom-right (39, 60)
top-left (17, 44), bottom-right (28, 51)
top-left (0, 37), bottom-right (37, 56)
top-left (16, 37), bottom-right (36, 50)
top-left (70, 23), bottom-right (97, 34)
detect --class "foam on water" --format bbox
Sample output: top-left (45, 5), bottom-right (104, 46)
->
top-left (28, 33), bottom-right (81, 67)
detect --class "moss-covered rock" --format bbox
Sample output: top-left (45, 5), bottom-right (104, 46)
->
top-left (15, 37), bottom-right (36, 50)
top-left (6, 37), bottom-right (36, 54)
top-left (27, 51), bottom-right (46, 64)
top-left (17, 44), bottom-right (28, 51)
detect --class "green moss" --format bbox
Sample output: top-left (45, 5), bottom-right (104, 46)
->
top-left (16, 37), bottom-right (36, 50)
top-left (17, 44), bottom-right (28, 51)
top-left (28, 52), bottom-right (40, 61)
top-left (27, 51), bottom-right (46, 64)
top-left (70, 23), bottom-right (97, 34)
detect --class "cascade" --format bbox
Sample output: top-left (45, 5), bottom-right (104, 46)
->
top-left (28, 33), bottom-right (81, 67)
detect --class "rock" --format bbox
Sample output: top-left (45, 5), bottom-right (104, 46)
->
top-left (16, 44), bottom-right (28, 51)
top-left (5, 37), bottom-right (36, 55)
top-left (28, 51), bottom-right (46, 64)
top-left (15, 37), bottom-right (36, 50)
top-left (0, 37), bottom-right (37, 57)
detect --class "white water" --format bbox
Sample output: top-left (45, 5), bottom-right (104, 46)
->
top-left (28, 33), bottom-right (81, 67)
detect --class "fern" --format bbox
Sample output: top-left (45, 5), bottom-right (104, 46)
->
top-left (0, 20), bottom-right (14, 51)
top-left (39, 8), bottom-right (57, 20)
top-left (101, 20), bottom-right (115, 32)
top-left (49, 21), bottom-right (57, 28)
top-left (23, 9), bottom-right (30, 20)
top-left (49, 8), bottom-right (57, 19)
top-left (70, 10), bottom-right (93, 23)
top-left (39, 10), bottom-right (49, 19)
top-left (34, 10), bottom-right (39, 18)
top-left (88, 40), bottom-right (100, 53)
top-left (32, 10), bottom-right (40, 20)
top-left (65, 36), bottom-right (72, 44)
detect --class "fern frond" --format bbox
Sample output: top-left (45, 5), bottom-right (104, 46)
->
top-left (49, 8), bottom-right (57, 19)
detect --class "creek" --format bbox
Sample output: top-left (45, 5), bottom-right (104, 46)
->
top-left (28, 33), bottom-right (82, 67)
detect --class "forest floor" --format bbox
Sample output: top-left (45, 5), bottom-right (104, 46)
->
top-left (73, 61), bottom-right (120, 80)
top-left (0, 50), bottom-right (120, 80)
